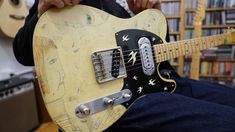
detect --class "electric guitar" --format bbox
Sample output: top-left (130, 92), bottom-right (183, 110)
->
top-left (0, 0), bottom-right (28, 38)
top-left (33, 5), bottom-right (235, 131)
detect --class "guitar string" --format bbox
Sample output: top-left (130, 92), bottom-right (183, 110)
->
top-left (93, 39), bottom-right (224, 72)
top-left (94, 61), bottom-right (160, 77)
top-left (93, 55), bottom-right (166, 71)
top-left (95, 65), bottom-right (144, 78)
top-left (93, 49), bottom-right (178, 62)
top-left (92, 34), bottom-right (225, 59)
top-left (92, 37), bottom-right (219, 65)
top-left (92, 35), bottom-right (226, 75)
top-left (98, 34), bottom-right (225, 56)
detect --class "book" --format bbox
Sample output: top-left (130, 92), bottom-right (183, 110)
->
top-left (212, 62), bottom-right (219, 75)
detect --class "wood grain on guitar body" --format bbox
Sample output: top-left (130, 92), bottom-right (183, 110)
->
top-left (0, 0), bottom-right (28, 38)
top-left (33, 5), bottom-right (235, 131)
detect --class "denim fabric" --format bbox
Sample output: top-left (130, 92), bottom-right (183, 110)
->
top-left (105, 78), bottom-right (235, 132)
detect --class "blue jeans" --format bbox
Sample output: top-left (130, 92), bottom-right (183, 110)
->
top-left (105, 77), bottom-right (235, 132)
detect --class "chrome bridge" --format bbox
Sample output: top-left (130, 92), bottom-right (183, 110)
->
top-left (92, 48), bottom-right (126, 83)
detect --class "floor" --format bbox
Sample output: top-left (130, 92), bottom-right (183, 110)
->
top-left (36, 122), bottom-right (58, 132)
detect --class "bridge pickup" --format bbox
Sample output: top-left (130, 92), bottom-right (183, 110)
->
top-left (92, 48), bottom-right (126, 83)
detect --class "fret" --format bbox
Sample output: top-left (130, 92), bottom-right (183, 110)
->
top-left (175, 44), bottom-right (179, 57)
top-left (192, 40), bottom-right (197, 52)
top-left (185, 41), bottom-right (189, 55)
top-left (168, 44), bottom-right (172, 60)
top-left (219, 34), bottom-right (224, 44)
top-left (201, 38), bottom-right (206, 50)
top-left (161, 44), bottom-right (166, 61)
top-left (209, 36), bottom-right (215, 47)
top-left (168, 44), bottom-right (173, 60)
top-left (180, 41), bottom-right (185, 56)
top-left (172, 43), bottom-right (178, 58)
top-left (189, 40), bottom-right (194, 53)
top-left (153, 32), bottom-right (233, 63)
top-left (188, 40), bottom-right (193, 53)
top-left (154, 46), bottom-right (159, 62)
top-left (158, 45), bottom-right (163, 62)
top-left (155, 46), bottom-right (159, 62)
top-left (160, 44), bottom-right (165, 61)
top-left (178, 41), bottom-right (183, 56)
top-left (211, 36), bottom-right (215, 47)
top-left (165, 44), bottom-right (169, 60)
top-left (205, 37), bottom-right (209, 49)
top-left (159, 45), bottom-right (164, 61)
top-left (163, 44), bottom-right (168, 61)
top-left (157, 44), bottom-right (164, 62)
top-left (204, 37), bottom-right (209, 50)
top-left (197, 39), bottom-right (201, 51)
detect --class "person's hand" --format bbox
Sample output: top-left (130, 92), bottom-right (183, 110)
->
top-left (38, 0), bottom-right (81, 17)
top-left (127, 0), bottom-right (161, 14)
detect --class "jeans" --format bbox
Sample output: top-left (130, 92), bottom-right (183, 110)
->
top-left (105, 77), bottom-right (235, 132)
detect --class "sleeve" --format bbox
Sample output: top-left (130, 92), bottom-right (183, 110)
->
top-left (13, 0), bottom-right (39, 66)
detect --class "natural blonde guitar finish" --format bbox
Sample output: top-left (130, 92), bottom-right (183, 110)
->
top-left (33, 5), bottom-right (167, 131)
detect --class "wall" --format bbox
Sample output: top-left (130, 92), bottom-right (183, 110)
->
top-left (0, 32), bottom-right (32, 80)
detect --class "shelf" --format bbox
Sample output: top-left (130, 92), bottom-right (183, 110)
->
top-left (200, 75), bottom-right (235, 78)
top-left (185, 58), bottom-right (235, 62)
top-left (201, 59), bottom-right (235, 62)
top-left (166, 16), bottom-right (181, 19)
top-left (169, 32), bottom-right (180, 35)
top-left (161, 0), bottom-right (181, 2)
top-left (185, 25), bottom-right (235, 29)
top-left (186, 7), bottom-right (235, 12)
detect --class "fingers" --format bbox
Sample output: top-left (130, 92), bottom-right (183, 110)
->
top-left (152, 0), bottom-right (161, 10)
top-left (127, 0), bottom-right (135, 9)
top-left (63, 0), bottom-right (72, 6)
top-left (127, 0), bottom-right (161, 14)
top-left (49, 0), bottom-right (65, 8)
top-left (71, 0), bottom-right (80, 5)
top-left (62, 0), bottom-right (80, 6)
top-left (38, 0), bottom-right (80, 17)
top-left (141, 0), bottom-right (148, 9)
top-left (136, 0), bottom-right (142, 8)
top-left (127, 0), bottom-right (142, 14)
top-left (146, 0), bottom-right (156, 8)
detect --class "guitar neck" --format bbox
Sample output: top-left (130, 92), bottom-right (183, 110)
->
top-left (154, 33), bottom-right (231, 63)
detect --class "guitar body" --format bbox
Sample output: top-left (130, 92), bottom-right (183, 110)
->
top-left (33, 5), bottom-right (176, 131)
top-left (0, 0), bottom-right (28, 38)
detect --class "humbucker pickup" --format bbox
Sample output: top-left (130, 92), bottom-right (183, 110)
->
top-left (92, 48), bottom-right (127, 83)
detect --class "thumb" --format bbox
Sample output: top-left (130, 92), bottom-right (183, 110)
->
top-left (127, 0), bottom-right (135, 10)
top-left (38, 2), bottom-right (52, 17)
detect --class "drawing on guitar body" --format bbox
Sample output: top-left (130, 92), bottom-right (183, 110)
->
top-left (0, 0), bottom-right (29, 38)
top-left (33, 5), bottom-right (235, 132)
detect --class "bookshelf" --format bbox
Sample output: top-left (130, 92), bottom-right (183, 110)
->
top-left (161, 0), bottom-right (185, 75)
top-left (184, 0), bottom-right (235, 86)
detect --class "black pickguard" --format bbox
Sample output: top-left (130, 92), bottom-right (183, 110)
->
top-left (115, 29), bottom-right (176, 108)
